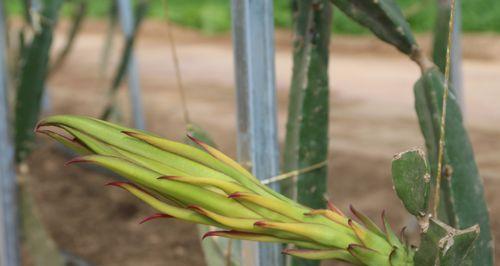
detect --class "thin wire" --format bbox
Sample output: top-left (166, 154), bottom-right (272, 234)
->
top-left (261, 161), bottom-right (327, 185)
top-left (161, 3), bottom-right (237, 265)
top-left (433, 0), bottom-right (456, 218)
top-left (162, 0), bottom-right (191, 125)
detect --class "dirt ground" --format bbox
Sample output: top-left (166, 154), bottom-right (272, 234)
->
top-left (21, 19), bottom-right (500, 265)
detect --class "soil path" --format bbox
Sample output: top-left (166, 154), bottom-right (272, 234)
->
top-left (23, 20), bottom-right (500, 265)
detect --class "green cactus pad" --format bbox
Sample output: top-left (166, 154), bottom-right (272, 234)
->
top-left (414, 67), bottom-right (493, 265)
top-left (414, 218), bottom-right (479, 266)
top-left (391, 148), bottom-right (431, 217)
top-left (330, 0), bottom-right (418, 56)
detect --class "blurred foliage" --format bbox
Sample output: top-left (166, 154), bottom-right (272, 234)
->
top-left (5, 0), bottom-right (500, 34)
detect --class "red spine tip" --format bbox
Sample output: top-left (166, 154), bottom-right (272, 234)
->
top-left (34, 122), bottom-right (44, 133)
top-left (157, 176), bottom-right (178, 180)
top-left (202, 230), bottom-right (223, 240)
top-left (186, 134), bottom-right (197, 143)
top-left (327, 200), bottom-right (344, 215)
top-left (227, 192), bottom-right (242, 199)
top-left (281, 249), bottom-right (291, 255)
top-left (186, 134), bottom-right (207, 149)
top-left (253, 221), bottom-right (267, 227)
top-left (121, 131), bottom-right (137, 137)
top-left (65, 157), bottom-right (91, 166)
top-left (400, 226), bottom-right (408, 241)
top-left (139, 213), bottom-right (172, 224)
top-left (349, 205), bottom-right (364, 222)
top-left (347, 243), bottom-right (365, 251)
top-left (105, 181), bottom-right (130, 188)
top-left (187, 205), bottom-right (206, 215)
top-left (381, 210), bottom-right (387, 224)
top-left (34, 127), bottom-right (44, 134)
top-left (347, 219), bottom-right (354, 227)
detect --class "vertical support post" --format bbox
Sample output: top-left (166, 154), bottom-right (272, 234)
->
top-left (451, 0), bottom-right (463, 110)
top-left (0, 1), bottom-right (20, 265)
top-left (116, 0), bottom-right (146, 130)
top-left (231, 1), bottom-right (282, 265)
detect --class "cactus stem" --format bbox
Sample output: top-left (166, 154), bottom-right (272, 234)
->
top-left (411, 49), bottom-right (435, 73)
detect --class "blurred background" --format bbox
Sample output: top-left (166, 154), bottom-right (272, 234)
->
top-left (1, 0), bottom-right (499, 265)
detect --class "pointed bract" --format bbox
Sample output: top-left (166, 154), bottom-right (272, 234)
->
top-left (139, 213), bottom-right (173, 224)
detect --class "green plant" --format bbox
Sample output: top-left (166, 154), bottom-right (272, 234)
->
top-left (100, 0), bottom-right (148, 121)
top-left (49, 0), bottom-right (87, 75)
top-left (392, 148), bottom-right (480, 265)
top-left (330, 0), bottom-right (492, 264)
top-left (284, 1), bottom-right (332, 265)
top-left (6, 1), bottom-right (91, 265)
top-left (37, 115), bottom-right (416, 266)
top-left (18, 1), bottom-right (491, 265)
top-left (14, 0), bottom-right (64, 162)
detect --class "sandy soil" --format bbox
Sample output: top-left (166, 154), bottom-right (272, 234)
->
top-left (21, 19), bottom-right (500, 265)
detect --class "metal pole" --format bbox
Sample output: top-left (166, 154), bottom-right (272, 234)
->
top-left (451, 0), bottom-right (464, 111)
top-left (0, 1), bottom-right (20, 265)
top-left (231, 1), bottom-right (282, 265)
top-left (117, 0), bottom-right (146, 130)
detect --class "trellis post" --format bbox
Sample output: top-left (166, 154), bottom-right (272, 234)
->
top-left (231, 1), bottom-right (283, 265)
top-left (116, 0), bottom-right (146, 129)
top-left (0, 1), bottom-right (20, 265)
top-left (451, 0), bottom-right (463, 110)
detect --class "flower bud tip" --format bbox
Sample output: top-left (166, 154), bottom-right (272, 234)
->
top-left (139, 213), bottom-right (172, 224)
